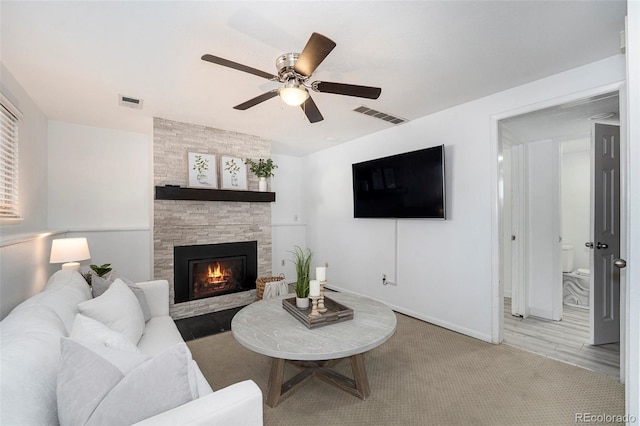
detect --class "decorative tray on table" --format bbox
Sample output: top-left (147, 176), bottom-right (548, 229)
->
top-left (282, 296), bottom-right (354, 329)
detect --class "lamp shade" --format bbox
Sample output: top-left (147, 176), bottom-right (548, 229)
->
top-left (50, 238), bottom-right (91, 264)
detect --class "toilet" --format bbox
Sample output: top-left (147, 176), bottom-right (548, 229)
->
top-left (561, 244), bottom-right (590, 308)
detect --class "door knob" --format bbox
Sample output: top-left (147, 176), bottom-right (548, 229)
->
top-left (585, 242), bottom-right (594, 248)
top-left (613, 258), bottom-right (627, 269)
top-left (596, 242), bottom-right (608, 249)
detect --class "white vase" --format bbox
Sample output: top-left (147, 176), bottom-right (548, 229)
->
top-left (258, 177), bottom-right (268, 192)
top-left (296, 296), bottom-right (310, 310)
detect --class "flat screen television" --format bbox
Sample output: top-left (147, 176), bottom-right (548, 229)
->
top-left (352, 145), bottom-right (446, 219)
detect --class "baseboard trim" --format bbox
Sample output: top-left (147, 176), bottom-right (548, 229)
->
top-left (325, 284), bottom-right (493, 344)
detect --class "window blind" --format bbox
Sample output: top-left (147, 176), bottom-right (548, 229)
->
top-left (0, 98), bottom-right (20, 219)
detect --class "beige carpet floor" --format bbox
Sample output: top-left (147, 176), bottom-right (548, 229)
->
top-left (187, 313), bottom-right (624, 426)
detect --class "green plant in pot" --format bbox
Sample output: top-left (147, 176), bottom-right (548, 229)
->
top-left (245, 158), bottom-right (278, 192)
top-left (290, 246), bottom-right (312, 310)
top-left (82, 263), bottom-right (112, 285)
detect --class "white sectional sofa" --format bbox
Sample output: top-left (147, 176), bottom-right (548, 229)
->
top-left (0, 270), bottom-right (263, 425)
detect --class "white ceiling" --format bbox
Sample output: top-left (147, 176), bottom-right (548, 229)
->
top-left (1, 1), bottom-right (627, 156)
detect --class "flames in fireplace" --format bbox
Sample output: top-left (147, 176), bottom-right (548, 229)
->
top-left (207, 262), bottom-right (229, 284)
top-left (191, 258), bottom-right (244, 300)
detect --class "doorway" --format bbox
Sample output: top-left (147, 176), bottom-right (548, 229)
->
top-left (497, 91), bottom-right (622, 377)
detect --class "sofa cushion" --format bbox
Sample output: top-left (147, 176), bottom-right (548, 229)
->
top-left (44, 269), bottom-right (88, 292)
top-left (70, 313), bottom-right (140, 353)
top-left (137, 316), bottom-right (208, 396)
top-left (0, 305), bottom-right (67, 426)
top-left (91, 273), bottom-right (152, 322)
top-left (13, 269), bottom-right (92, 333)
top-left (78, 278), bottom-right (145, 344)
top-left (137, 316), bottom-right (185, 357)
top-left (57, 339), bottom-right (197, 426)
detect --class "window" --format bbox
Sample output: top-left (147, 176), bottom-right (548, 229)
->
top-left (0, 93), bottom-right (22, 220)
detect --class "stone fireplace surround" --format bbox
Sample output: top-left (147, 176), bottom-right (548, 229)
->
top-left (153, 118), bottom-right (272, 319)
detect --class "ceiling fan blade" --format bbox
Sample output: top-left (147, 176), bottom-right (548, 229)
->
top-left (201, 54), bottom-right (278, 80)
top-left (294, 33), bottom-right (336, 77)
top-left (233, 90), bottom-right (279, 110)
top-left (313, 81), bottom-right (382, 99)
top-left (301, 96), bottom-right (324, 123)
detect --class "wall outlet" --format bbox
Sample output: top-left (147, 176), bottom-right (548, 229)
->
top-left (281, 259), bottom-right (285, 266)
top-left (383, 274), bottom-right (396, 286)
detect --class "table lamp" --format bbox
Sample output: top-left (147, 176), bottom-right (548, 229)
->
top-left (49, 238), bottom-right (91, 271)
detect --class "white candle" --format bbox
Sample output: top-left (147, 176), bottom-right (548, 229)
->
top-left (309, 279), bottom-right (320, 297)
top-left (316, 267), bottom-right (326, 282)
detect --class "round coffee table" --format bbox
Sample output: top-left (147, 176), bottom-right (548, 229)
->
top-left (232, 292), bottom-right (397, 407)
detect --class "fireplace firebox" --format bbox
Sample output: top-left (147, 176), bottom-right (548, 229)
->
top-left (174, 241), bottom-right (257, 303)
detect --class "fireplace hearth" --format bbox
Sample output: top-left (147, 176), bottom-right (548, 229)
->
top-left (174, 241), bottom-right (257, 304)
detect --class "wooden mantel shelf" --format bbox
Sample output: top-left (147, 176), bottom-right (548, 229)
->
top-left (155, 186), bottom-right (276, 203)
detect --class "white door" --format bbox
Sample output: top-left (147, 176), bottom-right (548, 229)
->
top-left (510, 144), bottom-right (528, 317)
top-left (525, 139), bottom-right (562, 321)
top-left (589, 123), bottom-right (621, 345)
top-left (509, 141), bottom-right (562, 320)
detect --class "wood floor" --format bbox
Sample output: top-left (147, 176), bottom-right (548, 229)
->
top-left (502, 297), bottom-right (620, 378)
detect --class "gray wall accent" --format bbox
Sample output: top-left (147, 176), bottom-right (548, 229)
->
top-left (153, 118), bottom-right (272, 319)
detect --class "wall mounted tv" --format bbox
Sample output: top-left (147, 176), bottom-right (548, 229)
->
top-left (352, 145), bottom-right (446, 219)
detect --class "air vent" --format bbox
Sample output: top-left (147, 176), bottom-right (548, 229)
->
top-left (353, 106), bottom-right (406, 125)
top-left (119, 95), bottom-right (143, 109)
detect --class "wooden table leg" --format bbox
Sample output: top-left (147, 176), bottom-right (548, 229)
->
top-left (351, 353), bottom-right (370, 399)
top-left (266, 358), bottom-right (285, 407)
top-left (266, 353), bottom-right (371, 407)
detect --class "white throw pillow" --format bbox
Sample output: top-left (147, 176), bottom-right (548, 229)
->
top-left (91, 273), bottom-right (152, 322)
top-left (57, 339), bottom-right (196, 426)
top-left (70, 314), bottom-right (139, 353)
top-left (77, 279), bottom-right (145, 345)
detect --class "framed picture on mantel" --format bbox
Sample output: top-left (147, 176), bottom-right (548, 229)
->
top-left (187, 152), bottom-right (217, 189)
top-left (220, 155), bottom-right (248, 190)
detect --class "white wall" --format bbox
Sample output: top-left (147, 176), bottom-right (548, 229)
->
top-left (47, 121), bottom-right (152, 281)
top-left (270, 153), bottom-right (306, 281)
top-left (561, 138), bottom-right (590, 271)
top-left (48, 121), bottom-right (150, 229)
top-left (0, 233), bottom-right (62, 319)
top-left (625, 0), bottom-right (640, 418)
top-left (303, 55), bottom-right (625, 342)
top-left (0, 64), bottom-right (55, 319)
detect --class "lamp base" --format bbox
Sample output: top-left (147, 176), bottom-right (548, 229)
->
top-left (61, 262), bottom-right (81, 271)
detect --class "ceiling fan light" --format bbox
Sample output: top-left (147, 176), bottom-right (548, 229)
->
top-left (279, 86), bottom-right (309, 107)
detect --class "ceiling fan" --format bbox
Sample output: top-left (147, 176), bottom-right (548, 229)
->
top-left (201, 33), bottom-right (382, 123)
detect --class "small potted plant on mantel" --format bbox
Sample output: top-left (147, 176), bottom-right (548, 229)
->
top-left (245, 158), bottom-right (278, 192)
top-left (290, 246), bottom-right (312, 310)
